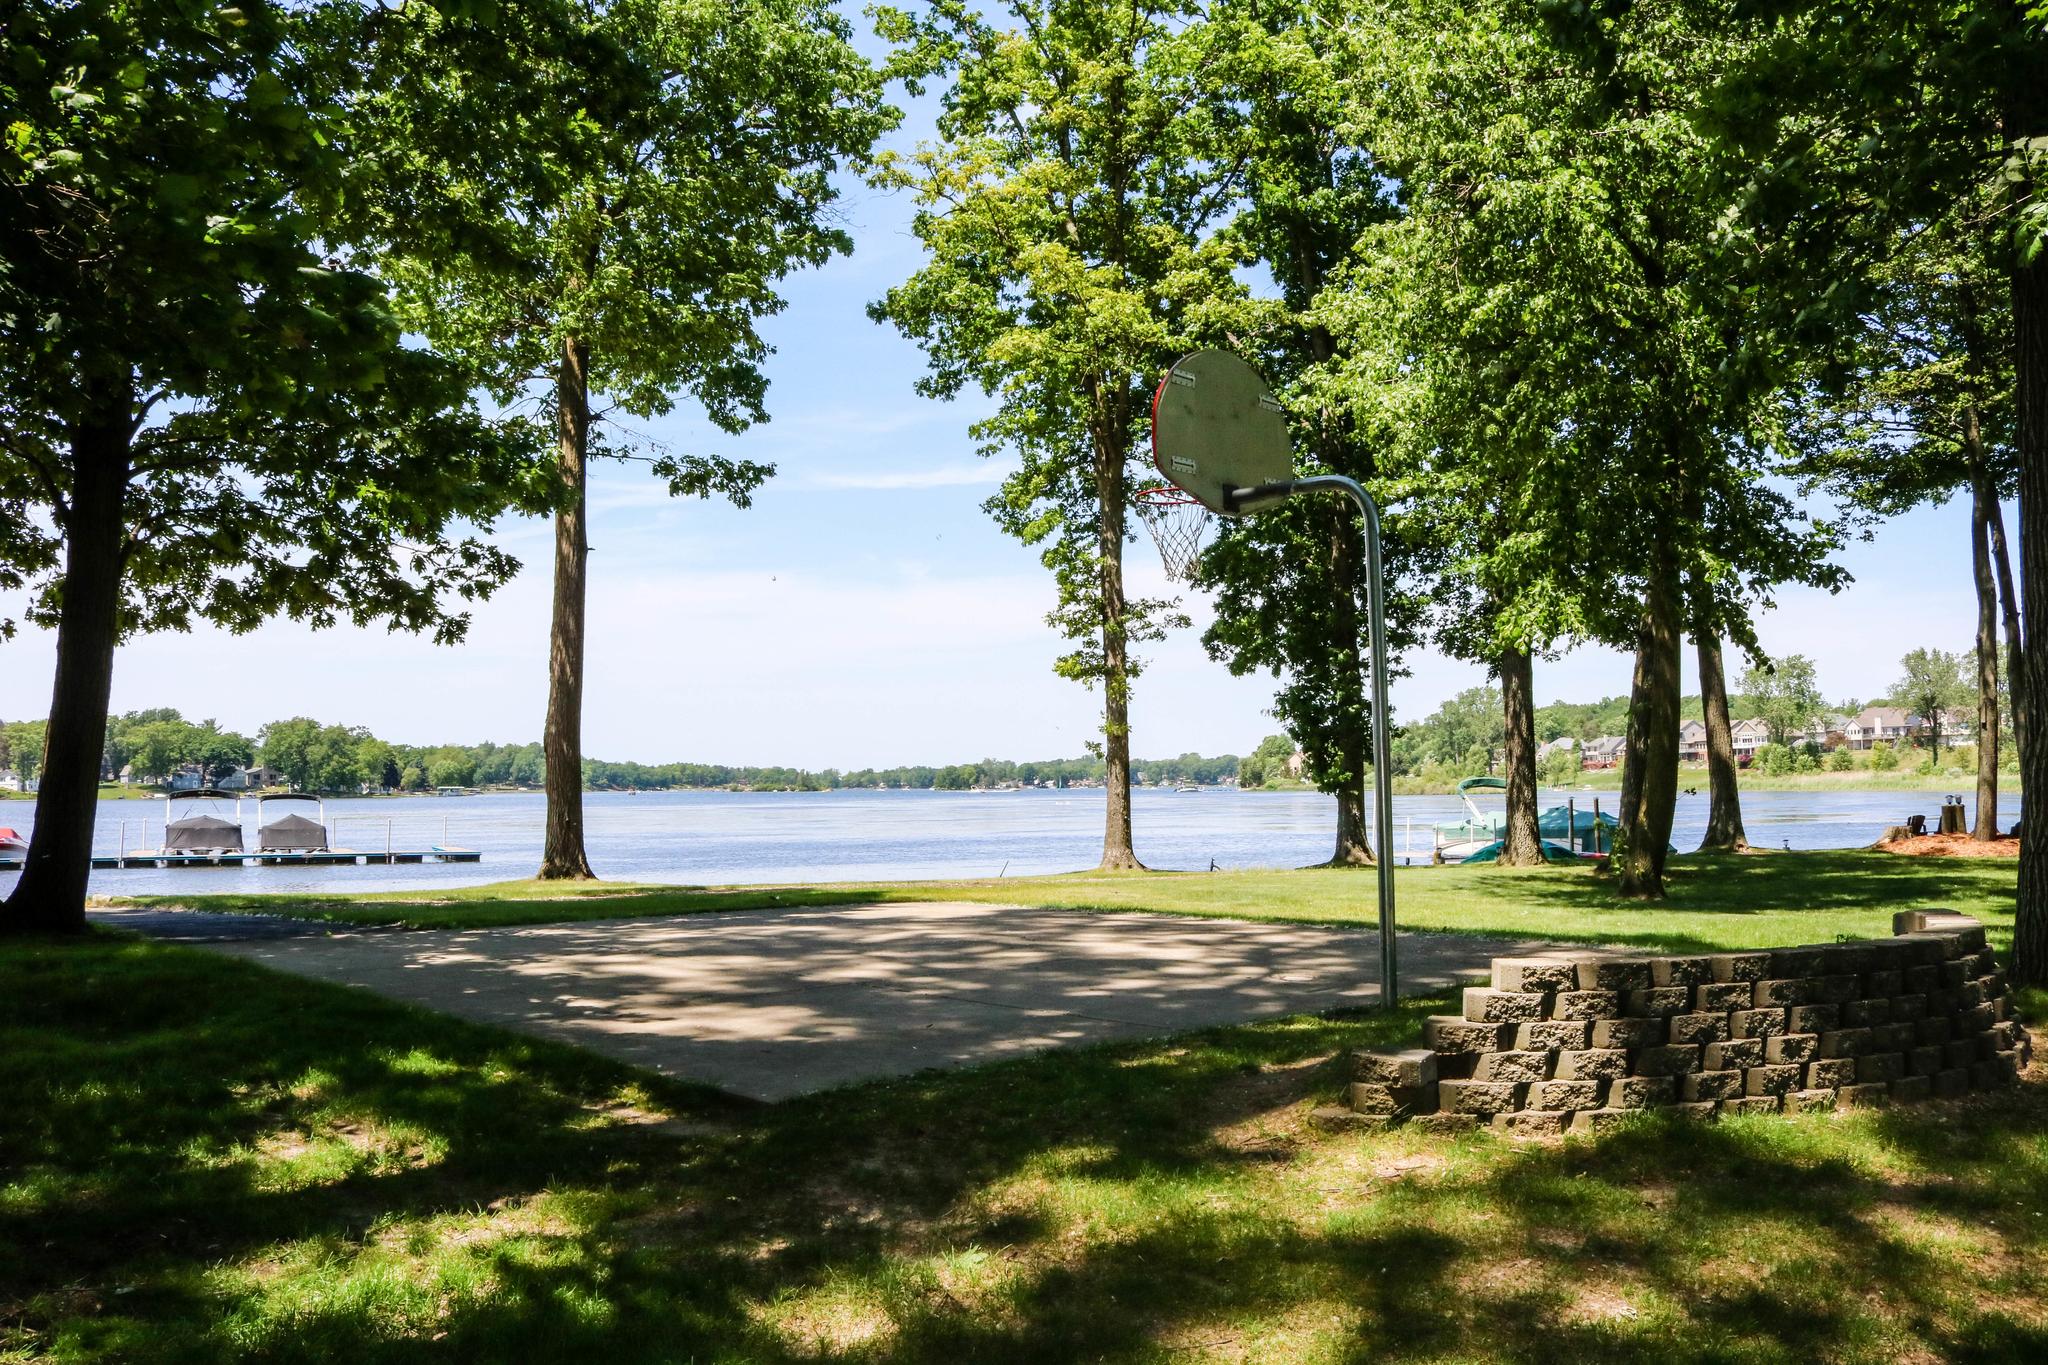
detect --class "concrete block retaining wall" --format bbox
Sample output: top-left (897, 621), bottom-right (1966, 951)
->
top-left (1347, 911), bottom-right (2032, 1136)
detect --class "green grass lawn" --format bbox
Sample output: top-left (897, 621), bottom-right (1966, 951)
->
top-left (104, 849), bottom-right (2021, 952)
top-left (2, 932), bottom-right (2043, 1363)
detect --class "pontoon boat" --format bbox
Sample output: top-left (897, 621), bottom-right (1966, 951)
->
top-left (1432, 775), bottom-right (1627, 863)
top-left (256, 792), bottom-right (329, 852)
top-left (162, 789), bottom-right (244, 854)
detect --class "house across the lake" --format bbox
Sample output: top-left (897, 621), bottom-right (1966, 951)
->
top-left (1678, 720), bottom-right (1708, 764)
top-left (1931, 706), bottom-right (1975, 746)
top-left (1844, 706), bottom-right (1919, 750)
top-left (1678, 717), bottom-right (1772, 764)
top-left (218, 764), bottom-right (282, 791)
top-left (1803, 714), bottom-right (1851, 749)
top-left (1581, 736), bottom-right (1626, 769)
top-left (121, 762), bottom-right (281, 791)
top-left (1730, 717), bottom-right (1771, 761)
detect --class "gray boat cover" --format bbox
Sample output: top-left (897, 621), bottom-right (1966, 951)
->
top-left (163, 815), bottom-right (243, 852)
top-left (258, 814), bottom-right (328, 852)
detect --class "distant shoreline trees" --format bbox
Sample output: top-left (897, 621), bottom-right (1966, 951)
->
top-left (2, 687), bottom-right (2006, 798)
top-left (0, 707), bottom-right (1248, 795)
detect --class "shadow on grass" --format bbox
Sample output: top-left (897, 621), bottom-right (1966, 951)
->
top-left (3, 934), bottom-right (2044, 1362)
top-left (98, 882), bottom-right (895, 928)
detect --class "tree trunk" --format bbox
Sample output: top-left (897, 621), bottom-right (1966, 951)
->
top-left (1326, 502), bottom-right (1373, 865)
top-left (539, 333), bottom-right (596, 880)
top-left (1096, 418), bottom-right (1142, 870)
top-left (2013, 82), bottom-right (2048, 986)
top-left (1495, 646), bottom-right (1544, 865)
top-left (1329, 784), bottom-right (1374, 866)
top-left (1617, 563), bottom-right (1681, 897)
top-left (1969, 450), bottom-right (2001, 839)
top-left (1692, 584), bottom-right (1748, 852)
top-left (1, 376), bottom-right (133, 934)
top-left (1988, 493), bottom-right (2025, 762)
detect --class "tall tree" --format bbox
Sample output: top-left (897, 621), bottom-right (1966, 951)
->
top-left (1738, 654), bottom-right (1826, 748)
top-left (0, 722), bottom-right (47, 786)
top-left (1316, 7), bottom-right (1610, 870)
top-left (1330, 0), bottom-right (1846, 888)
top-left (187, 722), bottom-right (253, 785)
top-left (357, 0), bottom-right (891, 880)
top-left (1193, 0), bottom-right (1417, 866)
top-left (1691, 575), bottom-right (1749, 851)
top-left (1890, 648), bottom-right (1972, 762)
top-left (1790, 231), bottom-right (2018, 837)
top-left (0, 0), bottom-right (544, 933)
top-left (258, 718), bottom-right (326, 793)
top-left (102, 707), bottom-right (183, 785)
top-left (124, 723), bottom-right (194, 786)
top-left (872, 0), bottom-right (1253, 869)
top-left (1692, 0), bottom-right (2047, 972)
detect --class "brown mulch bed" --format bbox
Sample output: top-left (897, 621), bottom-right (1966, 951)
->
top-left (1873, 832), bottom-right (2020, 859)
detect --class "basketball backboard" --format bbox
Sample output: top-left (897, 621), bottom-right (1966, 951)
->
top-left (1149, 350), bottom-right (1295, 515)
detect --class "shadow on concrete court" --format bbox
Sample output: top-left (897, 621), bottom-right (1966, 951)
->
top-left (96, 903), bottom-right (1551, 1101)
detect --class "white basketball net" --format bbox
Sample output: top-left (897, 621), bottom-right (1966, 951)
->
top-left (1135, 488), bottom-right (1213, 582)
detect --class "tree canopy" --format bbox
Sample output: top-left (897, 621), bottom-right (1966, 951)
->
top-left (1313, 0), bottom-right (1847, 891)
top-left (1193, 0), bottom-right (1418, 865)
top-left (353, 0), bottom-right (893, 880)
top-left (0, 0), bottom-right (569, 930)
top-left (1889, 648), bottom-right (1972, 757)
top-left (1738, 654), bottom-right (1827, 748)
top-left (871, 0), bottom-right (1258, 868)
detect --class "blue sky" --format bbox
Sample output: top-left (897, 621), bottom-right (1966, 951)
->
top-left (0, 40), bottom-right (1993, 769)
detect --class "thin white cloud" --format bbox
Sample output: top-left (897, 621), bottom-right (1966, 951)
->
top-left (807, 464), bottom-right (1003, 491)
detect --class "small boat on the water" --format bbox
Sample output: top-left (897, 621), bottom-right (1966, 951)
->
top-left (1432, 775), bottom-right (1633, 863)
top-left (1434, 777), bottom-right (1509, 861)
top-left (0, 827), bottom-right (26, 860)
top-left (255, 792), bottom-right (329, 852)
top-left (1175, 784), bottom-right (1200, 794)
top-left (162, 789), bottom-right (244, 854)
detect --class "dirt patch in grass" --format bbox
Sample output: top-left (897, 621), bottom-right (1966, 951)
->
top-left (1207, 1054), bottom-right (1337, 1156)
top-left (1875, 832), bottom-right (2020, 858)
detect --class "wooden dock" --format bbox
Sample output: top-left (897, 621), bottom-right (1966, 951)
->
top-left (0, 848), bottom-right (483, 872)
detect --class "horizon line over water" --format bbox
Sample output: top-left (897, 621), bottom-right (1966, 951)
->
top-left (0, 786), bottom-right (2009, 899)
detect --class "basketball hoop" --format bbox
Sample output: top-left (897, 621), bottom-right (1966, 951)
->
top-left (1149, 348), bottom-right (1401, 1011)
top-left (1134, 486), bottom-right (1212, 581)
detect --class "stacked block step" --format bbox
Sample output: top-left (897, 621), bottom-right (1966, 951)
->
top-left (1347, 911), bottom-right (2030, 1136)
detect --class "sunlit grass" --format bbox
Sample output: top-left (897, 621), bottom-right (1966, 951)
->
top-left (103, 850), bottom-right (2019, 952)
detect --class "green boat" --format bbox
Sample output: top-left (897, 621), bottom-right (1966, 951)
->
top-left (1432, 776), bottom-right (1623, 863)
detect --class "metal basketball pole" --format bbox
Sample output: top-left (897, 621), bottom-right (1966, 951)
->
top-left (1228, 475), bottom-right (1399, 1011)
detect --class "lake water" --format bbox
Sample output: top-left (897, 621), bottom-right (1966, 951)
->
top-left (0, 784), bottom-right (2009, 898)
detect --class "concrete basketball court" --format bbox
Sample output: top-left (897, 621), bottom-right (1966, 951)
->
top-left (102, 902), bottom-right (1549, 1101)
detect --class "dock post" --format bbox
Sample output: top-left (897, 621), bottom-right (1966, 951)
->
top-left (386, 820), bottom-right (392, 863)
top-left (1567, 799), bottom-right (1576, 855)
top-left (1592, 798), bottom-right (1602, 855)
